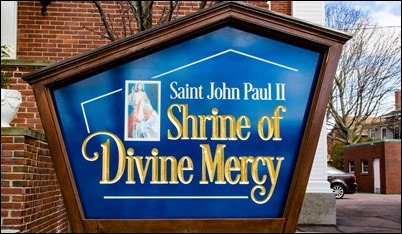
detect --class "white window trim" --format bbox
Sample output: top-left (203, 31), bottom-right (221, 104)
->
top-left (1, 1), bottom-right (18, 59)
top-left (361, 160), bottom-right (369, 174)
top-left (369, 128), bottom-right (375, 139)
top-left (292, 1), bottom-right (325, 25)
top-left (381, 127), bottom-right (387, 139)
top-left (348, 161), bottom-right (355, 173)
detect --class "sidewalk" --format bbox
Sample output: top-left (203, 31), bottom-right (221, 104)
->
top-left (296, 193), bottom-right (401, 233)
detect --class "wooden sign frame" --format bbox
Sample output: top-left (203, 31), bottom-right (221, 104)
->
top-left (22, 2), bottom-right (350, 233)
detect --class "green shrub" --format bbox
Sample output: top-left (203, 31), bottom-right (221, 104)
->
top-left (329, 141), bottom-right (345, 169)
top-left (1, 44), bottom-right (13, 88)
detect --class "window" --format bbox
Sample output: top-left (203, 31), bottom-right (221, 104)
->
top-left (292, 1), bottom-right (324, 25)
top-left (393, 126), bottom-right (401, 139)
top-left (361, 160), bottom-right (369, 174)
top-left (381, 127), bottom-right (387, 139)
top-left (348, 161), bottom-right (355, 173)
top-left (1, 1), bottom-right (17, 59)
top-left (369, 128), bottom-right (376, 139)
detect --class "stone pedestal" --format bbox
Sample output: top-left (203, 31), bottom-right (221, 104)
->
top-left (298, 120), bottom-right (336, 225)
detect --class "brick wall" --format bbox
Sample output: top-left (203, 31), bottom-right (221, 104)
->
top-left (17, 1), bottom-right (288, 62)
top-left (384, 141), bottom-right (401, 193)
top-left (344, 140), bottom-right (401, 194)
top-left (1, 128), bottom-right (69, 233)
top-left (270, 1), bottom-right (291, 14)
top-left (344, 143), bottom-right (375, 193)
top-left (3, 63), bottom-right (49, 132)
top-left (18, 1), bottom-right (110, 62)
top-left (8, 1), bottom-right (291, 131)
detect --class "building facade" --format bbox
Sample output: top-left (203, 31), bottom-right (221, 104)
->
top-left (344, 140), bottom-right (401, 194)
top-left (367, 90), bottom-right (401, 141)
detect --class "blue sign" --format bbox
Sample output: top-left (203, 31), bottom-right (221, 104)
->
top-left (53, 26), bottom-right (322, 219)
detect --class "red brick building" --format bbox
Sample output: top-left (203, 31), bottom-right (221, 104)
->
top-left (344, 140), bottom-right (401, 194)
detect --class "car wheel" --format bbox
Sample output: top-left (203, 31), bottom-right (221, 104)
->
top-left (332, 184), bottom-right (345, 199)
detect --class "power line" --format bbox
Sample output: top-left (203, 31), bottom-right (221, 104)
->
top-left (327, 24), bottom-right (401, 30)
top-left (358, 26), bottom-right (400, 29)
top-left (326, 21), bottom-right (401, 30)
top-left (331, 26), bottom-right (401, 31)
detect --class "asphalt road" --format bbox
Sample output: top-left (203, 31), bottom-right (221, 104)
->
top-left (297, 192), bottom-right (401, 233)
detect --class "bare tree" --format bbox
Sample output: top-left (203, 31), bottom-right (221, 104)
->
top-left (90, 1), bottom-right (221, 42)
top-left (326, 1), bottom-right (401, 144)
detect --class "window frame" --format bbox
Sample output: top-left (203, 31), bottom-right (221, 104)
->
top-left (361, 160), bottom-right (369, 174)
top-left (348, 161), bottom-right (355, 173)
top-left (369, 128), bottom-right (376, 139)
top-left (381, 127), bottom-right (387, 139)
top-left (1, 1), bottom-right (18, 59)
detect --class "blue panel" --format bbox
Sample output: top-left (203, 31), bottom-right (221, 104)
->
top-left (53, 26), bottom-right (322, 219)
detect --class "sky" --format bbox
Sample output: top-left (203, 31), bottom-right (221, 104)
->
top-left (338, 1), bottom-right (401, 113)
top-left (344, 1), bottom-right (401, 28)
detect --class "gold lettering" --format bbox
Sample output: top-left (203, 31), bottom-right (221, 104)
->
top-left (250, 157), bottom-right (284, 204)
top-left (81, 131), bottom-right (125, 184)
top-left (167, 104), bottom-right (183, 140)
top-left (131, 156), bottom-right (150, 184)
top-left (167, 104), bottom-right (251, 141)
top-left (224, 156), bottom-right (240, 184)
top-left (177, 156), bottom-right (194, 184)
top-left (239, 156), bottom-right (254, 184)
top-left (149, 148), bottom-right (161, 184)
top-left (273, 105), bottom-right (286, 140)
top-left (236, 116), bottom-right (251, 140)
top-left (199, 144), bottom-right (226, 184)
top-left (257, 105), bottom-right (286, 141)
top-left (159, 156), bottom-right (178, 184)
top-left (251, 157), bottom-right (267, 184)
top-left (126, 148), bottom-right (136, 184)
top-left (258, 116), bottom-right (274, 140)
top-left (198, 115), bottom-right (211, 140)
top-left (210, 108), bottom-right (220, 140)
top-left (81, 130), bottom-right (286, 205)
top-left (82, 132), bottom-right (196, 185)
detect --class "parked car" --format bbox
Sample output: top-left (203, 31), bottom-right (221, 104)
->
top-left (327, 166), bottom-right (357, 199)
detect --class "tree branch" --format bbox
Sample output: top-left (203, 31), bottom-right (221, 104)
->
top-left (93, 1), bottom-right (116, 41)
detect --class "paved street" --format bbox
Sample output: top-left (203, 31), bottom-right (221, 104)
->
top-left (297, 193), bottom-right (401, 233)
